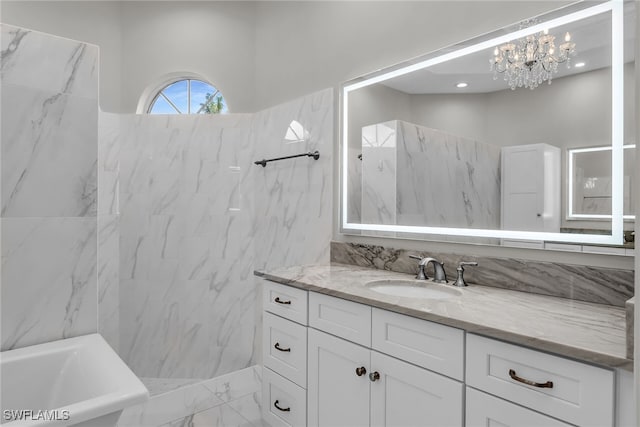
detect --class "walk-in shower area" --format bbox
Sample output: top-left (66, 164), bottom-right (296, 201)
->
top-left (1, 22), bottom-right (333, 425)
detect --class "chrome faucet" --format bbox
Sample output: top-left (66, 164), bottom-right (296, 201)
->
top-left (409, 255), bottom-right (447, 283)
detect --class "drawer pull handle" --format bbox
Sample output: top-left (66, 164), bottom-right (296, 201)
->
top-left (355, 366), bottom-right (367, 377)
top-left (369, 371), bottom-right (380, 382)
top-left (274, 342), bottom-right (291, 352)
top-left (274, 297), bottom-right (291, 305)
top-left (274, 400), bottom-right (291, 412)
top-left (508, 369), bottom-right (554, 388)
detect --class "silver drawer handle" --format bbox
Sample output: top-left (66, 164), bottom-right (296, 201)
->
top-left (508, 369), bottom-right (553, 388)
top-left (274, 297), bottom-right (291, 305)
top-left (274, 342), bottom-right (291, 352)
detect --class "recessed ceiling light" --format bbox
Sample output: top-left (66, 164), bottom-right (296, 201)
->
top-left (574, 62), bottom-right (586, 68)
top-left (456, 82), bottom-right (468, 88)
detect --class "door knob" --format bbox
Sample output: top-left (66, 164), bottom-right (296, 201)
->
top-left (355, 366), bottom-right (367, 377)
top-left (369, 371), bottom-right (380, 382)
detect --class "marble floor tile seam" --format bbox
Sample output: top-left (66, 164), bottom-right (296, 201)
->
top-left (160, 400), bottom-right (262, 427)
top-left (219, 400), bottom-right (262, 427)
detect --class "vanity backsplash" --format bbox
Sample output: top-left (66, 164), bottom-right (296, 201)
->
top-left (330, 242), bottom-right (633, 307)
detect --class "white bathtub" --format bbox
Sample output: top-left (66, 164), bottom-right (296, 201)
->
top-left (1, 334), bottom-right (148, 426)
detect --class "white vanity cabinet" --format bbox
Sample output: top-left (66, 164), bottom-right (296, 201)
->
top-left (307, 292), bottom-right (464, 427)
top-left (261, 279), bottom-right (627, 427)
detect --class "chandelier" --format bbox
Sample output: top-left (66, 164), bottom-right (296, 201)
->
top-left (490, 28), bottom-right (576, 90)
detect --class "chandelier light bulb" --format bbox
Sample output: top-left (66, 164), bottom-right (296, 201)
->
top-left (565, 32), bottom-right (571, 42)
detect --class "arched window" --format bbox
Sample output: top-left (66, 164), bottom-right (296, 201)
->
top-left (147, 78), bottom-right (228, 114)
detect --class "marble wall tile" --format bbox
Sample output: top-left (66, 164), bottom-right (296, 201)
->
top-left (105, 89), bottom-right (332, 380)
top-left (1, 84), bottom-right (98, 217)
top-left (98, 215), bottom-right (120, 352)
top-left (1, 217), bottom-right (97, 350)
top-left (1, 25), bottom-right (99, 352)
top-left (99, 112), bottom-right (121, 216)
top-left (361, 122), bottom-right (397, 227)
top-left (115, 113), bottom-right (256, 379)
top-left (395, 121), bottom-right (501, 229)
top-left (252, 88), bottom-right (333, 271)
top-left (330, 241), bottom-right (634, 307)
top-left (1, 24), bottom-right (99, 100)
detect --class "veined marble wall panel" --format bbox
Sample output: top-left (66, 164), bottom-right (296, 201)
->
top-left (117, 114), bottom-right (256, 378)
top-left (1, 84), bottom-right (98, 217)
top-left (1, 25), bottom-right (99, 351)
top-left (97, 112), bottom-right (121, 351)
top-left (1, 218), bottom-right (97, 350)
top-left (395, 120), bottom-right (501, 229)
top-left (252, 88), bottom-right (333, 271)
top-left (1, 24), bottom-right (99, 99)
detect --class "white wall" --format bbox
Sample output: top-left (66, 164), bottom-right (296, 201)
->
top-left (2, 1), bottom-right (572, 113)
top-left (253, 1), bottom-right (572, 111)
top-left (118, 1), bottom-right (256, 114)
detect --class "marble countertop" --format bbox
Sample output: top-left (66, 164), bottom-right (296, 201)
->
top-left (256, 263), bottom-right (632, 371)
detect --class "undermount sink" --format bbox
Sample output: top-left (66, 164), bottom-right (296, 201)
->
top-left (366, 279), bottom-right (462, 300)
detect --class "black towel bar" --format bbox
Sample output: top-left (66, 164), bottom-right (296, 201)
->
top-left (254, 150), bottom-right (320, 167)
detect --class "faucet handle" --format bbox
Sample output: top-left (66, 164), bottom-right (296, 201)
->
top-left (459, 261), bottom-right (478, 268)
top-left (409, 255), bottom-right (428, 280)
top-left (454, 261), bottom-right (477, 287)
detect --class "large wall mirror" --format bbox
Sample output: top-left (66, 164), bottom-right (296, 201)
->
top-left (341, 1), bottom-right (636, 250)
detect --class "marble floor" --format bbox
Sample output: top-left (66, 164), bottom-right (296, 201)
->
top-left (118, 366), bottom-right (265, 427)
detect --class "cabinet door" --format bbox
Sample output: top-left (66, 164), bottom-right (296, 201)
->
top-left (370, 351), bottom-right (463, 427)
top-left (308, 328), bottom-right (370, 427)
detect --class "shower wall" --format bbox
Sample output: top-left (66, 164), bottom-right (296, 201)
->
top-left (103, 114), bottom-right (254, 379)
top-left (1, 22), bottom-right (333, 380)
top-left (252, 88), bottom-right (333, 271)
top-left (97, 88), bottom-right (333, 379)
top-left (1, 24), bottom-right (100, 351)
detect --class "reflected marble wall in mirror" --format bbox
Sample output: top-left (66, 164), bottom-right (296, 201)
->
top-left (342, 1), bottom-right (636, 248)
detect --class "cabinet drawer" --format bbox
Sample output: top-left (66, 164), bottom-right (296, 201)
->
top-left (466, 387), bottom-right (572, 427)
top-left (466, 334), bottom-right (614, 427)
top-left (262, 367), bottom-right (307, 427)
top-left (371, 308), bottom-right (464, 380)
top-left (263, 280), bottom-right (308, 325)
top-left (309, 292), bottom-right (371, 347)
top-left (263, 312), bottom-right (308, 388)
